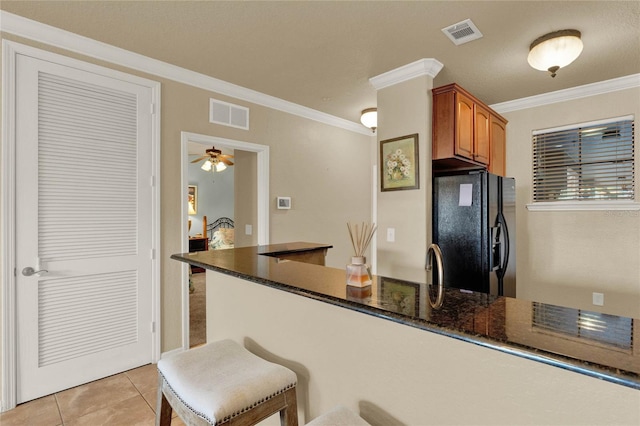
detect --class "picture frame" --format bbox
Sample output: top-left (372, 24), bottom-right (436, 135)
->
top-left (188, 185), bottom-right (197, 215)
top-left (380, 277), bottom-right (420, 316)
top-left (380, 133), bottom-right (419, 192)
top-left (277, 196), bottom-right (291, 210)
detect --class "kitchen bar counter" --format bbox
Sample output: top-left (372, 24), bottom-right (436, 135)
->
top-left (172, 243), bottom-right (639, 390)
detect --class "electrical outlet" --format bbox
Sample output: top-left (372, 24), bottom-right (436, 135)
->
top-left (245, 224), bottom-right (253, 235)
top-left (386, 228), bottom-right (395, 242)
top-left (592, 292), bottom-right (604, 306)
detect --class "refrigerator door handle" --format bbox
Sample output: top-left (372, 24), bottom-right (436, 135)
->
top-left (496, 211), bottom-right (510, 279)
top-left (426, 244), bottom-right (445, 309)
top-left (490, 223), bottom-right (501, 271)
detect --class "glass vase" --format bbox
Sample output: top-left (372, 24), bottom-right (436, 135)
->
top-left (346, 256), bottom-right (372, 287)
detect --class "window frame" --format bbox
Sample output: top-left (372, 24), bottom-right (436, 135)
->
top-left (527, 115), bottom-right (639, 211)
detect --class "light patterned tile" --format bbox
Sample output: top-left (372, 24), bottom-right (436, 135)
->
top-left (55, 373), bottom-right (139, 422)
top-left (64, 394), bottom-right (155, 426)
top-left (140, 389), bottom-right (156, 412)
top-left (171, 415), bottom-right (187, 426)
top-left (126, 363), bottom-right (158, 395)
top-left (0, 395), bottom-right (62, 426)
top-left (142, 390), bottom-right (178, 419)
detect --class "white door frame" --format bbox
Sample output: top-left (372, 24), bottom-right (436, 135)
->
top-left (1, 40), bottom-right (162, 411)
top-left (180, 132), bottom-right (269, 350)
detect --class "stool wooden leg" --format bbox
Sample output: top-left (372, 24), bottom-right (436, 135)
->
top-left (156, 376), bottom-right (173, 426)
top-left (279, 387), bottom-right (299, 426)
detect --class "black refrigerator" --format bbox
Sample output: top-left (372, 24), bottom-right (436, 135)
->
top-left (433, 171), bottom-right (516, 297)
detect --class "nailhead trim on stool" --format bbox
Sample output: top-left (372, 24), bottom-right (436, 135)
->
top-left (156, 339), bottom-right (298, 426)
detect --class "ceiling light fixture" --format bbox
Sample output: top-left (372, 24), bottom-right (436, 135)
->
top-left (215, 162), bottom-right (227, 172)
top-left (191, 146), bottom-right (234, 177)
top-left (360, 108), bottom-right (377, 133)
top-left (201, 160), bottom-right (212, 172)
top-left (527, 29), bottom-right (583, 78)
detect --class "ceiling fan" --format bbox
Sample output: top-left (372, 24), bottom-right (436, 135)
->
top-left (191, 146), bottom-right (234, 172)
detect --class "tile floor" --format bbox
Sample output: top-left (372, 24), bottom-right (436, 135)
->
top-left (0, 364), bottom-right (185, 426)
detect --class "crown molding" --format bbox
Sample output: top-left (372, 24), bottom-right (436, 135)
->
top-left (491, 74), bottom-right (640, 114)
top-left (0, 11), bottom-right (371, 135)
top-left (4, 11), bottom-right (637, 130)
top-left (369, 58), bottom-right (445, 90)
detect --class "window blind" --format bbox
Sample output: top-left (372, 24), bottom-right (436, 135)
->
top-left (532, 118), bottom-right (634, 202)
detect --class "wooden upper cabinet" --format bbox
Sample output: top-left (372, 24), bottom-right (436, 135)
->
top-left (489, 115), bottom-right (507, 176)
top-left (432, 83), bottom-right (508, 175)
top-left (474, 104), bottom-right (491, 165)
top-left (455, 92), bottom-right (474, 159)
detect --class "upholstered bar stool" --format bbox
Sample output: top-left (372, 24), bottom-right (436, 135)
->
top-left (156, 339), bottom-right (298, 426)
top-left (306, 406), bottom-right (371, 426)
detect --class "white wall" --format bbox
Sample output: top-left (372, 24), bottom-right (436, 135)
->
top-left (207, 270), bottom-right (640, 426)
top-left (502, 86), bottom-right (640, 318)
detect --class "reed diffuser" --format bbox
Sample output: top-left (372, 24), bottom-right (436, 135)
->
top-left (346, 222), bottom-right (377, 287)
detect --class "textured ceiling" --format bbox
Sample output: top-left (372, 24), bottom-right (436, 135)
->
top-left (2, 1), bottom-right (639, 125)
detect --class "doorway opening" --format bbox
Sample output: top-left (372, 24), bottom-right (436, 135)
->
top-left (180, 132), bottom-right (269, 350)
top-left (186, 142), bottom-right (234, 347)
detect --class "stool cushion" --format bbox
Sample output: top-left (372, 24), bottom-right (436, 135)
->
top-left (306, 405), bottom-right (371, 426)
top-left (158, 339), bottom-right (297, 424)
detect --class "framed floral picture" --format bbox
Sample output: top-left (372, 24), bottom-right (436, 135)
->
top-left (380, 134), bottom-right (419, 191)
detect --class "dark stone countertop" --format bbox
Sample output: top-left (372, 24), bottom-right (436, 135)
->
top-left (172, 243), bottom-right (640, 390)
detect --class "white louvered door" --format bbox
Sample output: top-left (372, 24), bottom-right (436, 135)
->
top-left (15, 54), bottom-right (154, 403)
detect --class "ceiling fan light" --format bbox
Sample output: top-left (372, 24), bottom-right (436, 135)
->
top-left (527, 29), bottom-right (583, 77)
top-left (215, 162), bottom-right (227, 172)
top-left (201, 160), bottom-right (212, 171)
top-left (360, 108), bottom-right (377, 132)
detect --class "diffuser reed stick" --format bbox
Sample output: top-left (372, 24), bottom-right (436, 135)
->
top-left (347, 222), bottom-right (377, 257)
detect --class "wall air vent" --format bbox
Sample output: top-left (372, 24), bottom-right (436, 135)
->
top-left (209, 98), bottom-right (249, 130)
top-left (441, 19), bottom-right (483, 46)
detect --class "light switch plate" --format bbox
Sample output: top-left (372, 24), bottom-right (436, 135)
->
top-left (245, 224), bottom-right (252, 235)
top-left (592, 292), bottom-right (604, 306)
top-left (386, 228), bottom-right (395, 242)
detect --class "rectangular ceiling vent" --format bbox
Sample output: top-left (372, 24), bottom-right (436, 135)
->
top-left (209, 98), bottom-right (249, 130)
top-left (441, 19), bottom-right (483, 46)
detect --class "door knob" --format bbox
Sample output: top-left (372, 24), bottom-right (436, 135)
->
top-left (22, 266), bottom-right (48, 276)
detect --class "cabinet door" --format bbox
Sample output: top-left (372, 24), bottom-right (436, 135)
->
top-left (489, 116), bottom-right (507, 176)
top-left (474, 105), bottom-right (491, 165)
top-left (455, 92), bottom-right (474, 160)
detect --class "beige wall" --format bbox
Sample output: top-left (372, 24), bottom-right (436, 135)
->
top-left (0, 33), bottom-right (372, 367)
top-left (264, 113), bottom-right (374, 261)
top-left (375, 76), bottom-right (433, 283)
top-left (233, 150), bottom-right (258, 248)
top-left (502, 87), bottom-right (640, 318)
top-left (207, 270), bottom-right (640, 425)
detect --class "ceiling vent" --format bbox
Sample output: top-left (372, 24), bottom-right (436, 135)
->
top-left (441, 19), bottom-right (483, 46)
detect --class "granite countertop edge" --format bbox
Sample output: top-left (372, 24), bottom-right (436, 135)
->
top-left (172, 250), bottom-right (640, 390)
